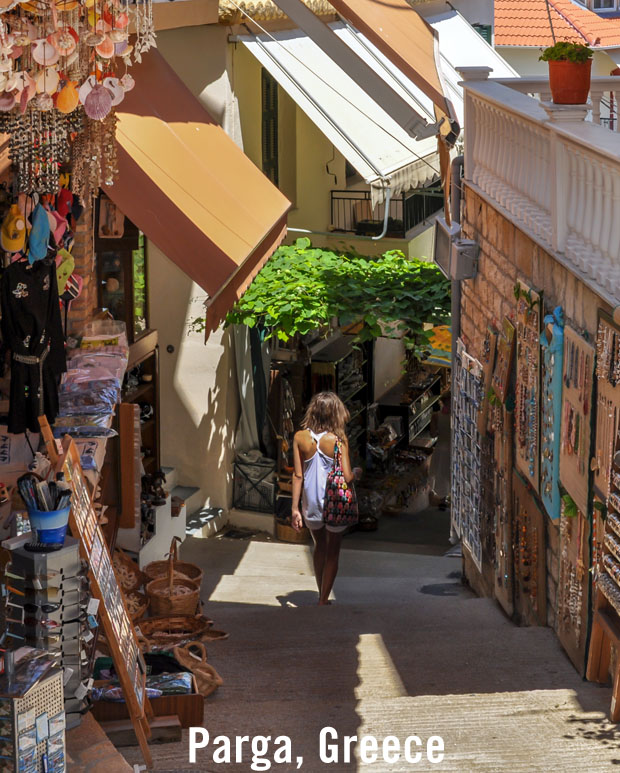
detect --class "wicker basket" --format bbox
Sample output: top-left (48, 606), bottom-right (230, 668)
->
top-left (137, 614), bottom-right (213, 649)
top-left (146, 552), bottom-right (201, 616)
top-left (276, 520), bottom-right (310, 543)
top-left (144, 537), bottom-right (203, 586)
top-left (123, 590), bottom-right (149, 622)
top-left (112, 549), bottom-right (147, 592)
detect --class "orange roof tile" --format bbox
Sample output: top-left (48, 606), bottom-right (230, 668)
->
top-left (495, 0), bottom-right (620, 47)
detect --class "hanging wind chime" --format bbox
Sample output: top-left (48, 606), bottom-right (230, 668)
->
top-left (0, 0), bottom-right (155, 196)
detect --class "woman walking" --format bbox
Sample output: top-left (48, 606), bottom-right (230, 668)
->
top-left (291, 392), bottom-right (357, 605)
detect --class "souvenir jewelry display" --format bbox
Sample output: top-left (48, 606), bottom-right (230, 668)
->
top-left (494, 464), bottom-right (511, 591)
top-left (559, 328), bottom-right (594, 515)
top-left (594, 318), bottom-right (620, 501)
top-left (557, 505), bottom-right (584, 648)
top-left (514, 285), bottom-right (541, 489)
top-left (0, 0), bottom-right (155, 193)
top-left (592, 507), bottom-right (604, 586)
top-left (452, 339), bottom-right (484, 571)
top-left (514, 496), bottom-right (538, 607)
top-left (600, 437), bottom-right (620, 620)
top-left (540, 307), bottom-right (564, 520)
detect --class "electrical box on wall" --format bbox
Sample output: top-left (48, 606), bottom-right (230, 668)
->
top-left (433, 216), bottom-right (461, 279)
top-left (433, 217), bottom-right (478, 280)
top-left (451, 238), bottom-right (479, 280)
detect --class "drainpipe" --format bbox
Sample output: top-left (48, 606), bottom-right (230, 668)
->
top-left (450, 155), bottom-right (464, 371)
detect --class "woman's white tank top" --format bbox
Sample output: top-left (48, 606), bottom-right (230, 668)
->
top-left (301, 430), bottom-right (335, 525)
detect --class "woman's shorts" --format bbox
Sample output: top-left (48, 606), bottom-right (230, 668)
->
top-left (303, 516), bottom-right (347, 534)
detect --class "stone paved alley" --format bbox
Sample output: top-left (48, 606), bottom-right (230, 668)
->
top-left (119, 532), bottom-right (620, 772)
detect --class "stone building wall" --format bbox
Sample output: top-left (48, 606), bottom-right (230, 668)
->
top-left (459, 184), bottom-right (610, 628)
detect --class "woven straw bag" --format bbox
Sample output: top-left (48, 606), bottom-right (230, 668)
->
top-left (172, 641), bottom-right (223, 698)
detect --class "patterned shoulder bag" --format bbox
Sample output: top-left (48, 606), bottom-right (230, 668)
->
top-left (323, 438), bottom-right (358, 526)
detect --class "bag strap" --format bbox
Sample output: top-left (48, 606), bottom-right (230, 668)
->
top-left (174, 640), bottom-right (208, 665)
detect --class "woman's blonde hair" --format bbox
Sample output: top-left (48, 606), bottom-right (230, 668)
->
top-left (301, 391), bottom-right (349, 440)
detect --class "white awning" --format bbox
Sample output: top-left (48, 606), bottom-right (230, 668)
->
top-left (239, 28), bottom-right (440, 206)
top-left (425, 11), bottom-right (518, 125)
top-left (239, 11), bottom-right (515, 205)
top-left (330, 11), bottom-right (517, 131)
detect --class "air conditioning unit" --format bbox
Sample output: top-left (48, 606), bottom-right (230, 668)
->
top-left (433, 216), bottom-right (478, 280)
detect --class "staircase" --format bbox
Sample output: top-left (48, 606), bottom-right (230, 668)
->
top-left (116, 467), bottom-right (226, 567)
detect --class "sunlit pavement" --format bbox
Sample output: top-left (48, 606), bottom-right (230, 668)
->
top-left (121, 536), bottom-right (618, 772)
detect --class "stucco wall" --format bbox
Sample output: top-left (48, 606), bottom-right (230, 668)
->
top-left (497, 46), bottom-right (617, 77)
top-left (148, 242), bottom-right (240, 509)
top-left (156, 24), bottom-right (243, 146)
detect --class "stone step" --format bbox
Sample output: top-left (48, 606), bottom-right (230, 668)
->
top-left (161, 465), bottom-right (178, 490)
top-left (186, 507), bottom-right (227, 538)
top-left (170, 484), bottom-right (202, 516)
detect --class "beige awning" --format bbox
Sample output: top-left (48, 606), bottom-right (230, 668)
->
top-left (327, 0), bottom-right (459, 132)
top-left (103, 50), bottom-right (290, 335)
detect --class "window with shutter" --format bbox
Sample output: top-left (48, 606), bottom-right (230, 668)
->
top-left (262, 69), bottom-right (279, 187)
top-left (473, 24), bottom-right (492, 44)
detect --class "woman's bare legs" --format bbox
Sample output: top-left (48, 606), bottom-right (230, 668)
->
top-left (319, 530), bottom-right (343, 605)
top-left (310, 526), bottom-right (327, 595)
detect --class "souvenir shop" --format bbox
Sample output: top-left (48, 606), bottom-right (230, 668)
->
top-left (233, 324), bottom-right (451, 540)
top-left (0, 1), bottom-right (238, 769)
top-left (453, 271), bottom-right (620, 708)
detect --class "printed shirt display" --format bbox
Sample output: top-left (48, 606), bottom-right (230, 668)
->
top-left (1, 258), bottom-right (66, 434)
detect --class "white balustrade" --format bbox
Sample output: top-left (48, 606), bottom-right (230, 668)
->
top-left (458, 69), bottom-right (620, 306)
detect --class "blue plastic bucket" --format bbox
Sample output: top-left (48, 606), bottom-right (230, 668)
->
top-left (27, 507), bottom-right (71, 546)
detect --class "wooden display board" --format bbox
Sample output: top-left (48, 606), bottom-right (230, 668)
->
top-left (477, 328), bottom-right (497, 436)
top-left (556, 506), bottom-right (590, 673)
top-left (559, 326), bottom-right (595, 515)
top-left (540, 306), bottom-right (564, 520)
top-left (56, 436), bottom-right (153, 766)
top-left (493, 407), bottom-right (514, 618)
top-left (491, 318), bottom-right (515, 405)
top-left (514, 282), bottom-right (541, 492)
top-left (587, 431), bottom-right (620, 719)
top-left (512, 471), bottom-right (546, 626)
top-left (593, 313), bottom-right (620, 501)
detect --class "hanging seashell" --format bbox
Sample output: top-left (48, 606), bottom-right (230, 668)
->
top-left (32, 38), bottom-right (60, 66)
top-left (0, 57), bottom-right (12, 73)
top-left (55, 0), bottom-right (80, 11)
top-left (120, 72), bottom-right (134, 92)
top-left (0, 73), bottom-right (7, 92)
top-left (95, 35), bottom-right (114, 59)
top-left (114, 12), bottom-right (129, 30)
top-left (36, 91), bottom-right (53, 111)
top-left (84, 83), bottom-right (112, 120)
top-left (65, 49), bottom-right (78, 67)
top-left (84, 30), bottom-right (104, 47)
top-left (78, 73), bottom-right (96, 104)
top-left (108, 29), bottom-right (126, 43)
top-left (103, 75), bottom-right (123, 106)
top-left (8, 46), bottom-right (22, 60)
top-left (35, 67), bottom-right (59, 95)
top-left (56, 79), bottom-right (78, 113)
top-left (53, 28), bottom-right (76, 56)
top-left (95, 19), bottom-right (111, 34)
top-left (115, 40), bottom-right (132, 57)
top-left (0, 91), bottom-right (14, 111)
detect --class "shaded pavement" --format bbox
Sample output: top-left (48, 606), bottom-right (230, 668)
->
top-left (120, 529), bottom-right (619, 772)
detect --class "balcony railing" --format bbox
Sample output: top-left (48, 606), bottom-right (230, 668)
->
top-left (331, 185), bottom-right (443, 239)
top-left (494, 75), bottom-right (620, 132)
top-left (459, 68), bottom-right (620, 305)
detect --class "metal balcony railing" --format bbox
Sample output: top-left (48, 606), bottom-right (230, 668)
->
top-left (331, 185), bottom-right (444, 238)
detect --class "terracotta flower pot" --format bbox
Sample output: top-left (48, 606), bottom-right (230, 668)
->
top-left (548, 59), bottom-right (592, 105)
